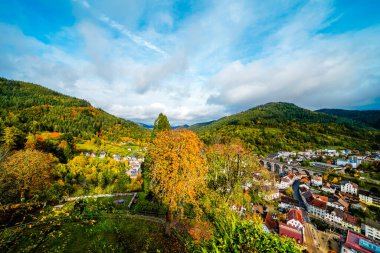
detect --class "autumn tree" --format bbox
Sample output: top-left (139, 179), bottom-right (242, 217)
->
top-left (1, 149), bottom-right (57, 202)
top-left (206, 141), bottom-right (263, 195)
top-left (152, 113), bottom-right (171, 138)
top-left (285, 187), bottom-right (294, 197)
top-left (148, 129), bottom-right (207, 223)
top-left (1, 126), bottom-right (23, 149)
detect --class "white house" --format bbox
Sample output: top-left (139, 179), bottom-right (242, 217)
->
top-left (364, 219), bottom-right (380, 242)
top-left (325, 207), bottom-right (343, 224)
top-left (311, 176), bottom-right (323, 187)
top-left (359, 189), bottom-right (380, 205)
top-left (286, 209), bottom-right (304, 231)
top-left (340, 181), bottom-right (358, 195)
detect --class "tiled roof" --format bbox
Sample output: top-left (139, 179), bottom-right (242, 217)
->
top-left (309, 198), bottom-right (327, 209)
top-left (344, 231), bottom-right (379, 253)
top-left (287, 209), bottom-right (304, 225)
top-left (264, 213), bottom-right (278, 232)
top-left (313, 194), bottom-right (328, 202)
top-left (279, 222), bottom-right (303, 244)
top-left (343, 213), bottom-right (361, 227)
top-left (280, 196), bottom-right (299, 205)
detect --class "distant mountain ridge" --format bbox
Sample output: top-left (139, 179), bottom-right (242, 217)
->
top-left (191, 102), bottom-right (380, 154)
top-left (316, 108), bottom-right (380, 130)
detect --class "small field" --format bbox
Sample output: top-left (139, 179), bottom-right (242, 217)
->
top-left (76, 140), bottom-right (140, 157)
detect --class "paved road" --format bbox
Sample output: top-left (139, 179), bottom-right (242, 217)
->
top-left (62, 192), bottom-right (135, 202)
top-left (304, 223), bottom-right (323, 253)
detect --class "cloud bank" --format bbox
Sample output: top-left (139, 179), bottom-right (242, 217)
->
top-left (0, 0), bottom-right (379, 124)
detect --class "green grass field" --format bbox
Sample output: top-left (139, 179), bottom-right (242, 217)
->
top-left (76, 140), bottom-right (140, 157)
top-left (1, 217), bottom-right (183, 253)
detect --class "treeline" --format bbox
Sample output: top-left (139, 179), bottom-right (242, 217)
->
top-left (192, 102), bottom-right (380, 154)
top-left (0, 78), bottom-right (149, 152)
top-left (317, 108), bottom-right (380, 130)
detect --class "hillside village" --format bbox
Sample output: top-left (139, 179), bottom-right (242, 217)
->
top-left (234, 148), bottom-right (380, 252)
top-left (84, 150), bottom-right (145, 178)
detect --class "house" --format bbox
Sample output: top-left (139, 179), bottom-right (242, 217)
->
top-left (325, 207), bottom-right (343, 225)
top-left (321, 183), bottom-right (336, 194)
top-left (327, 198), bottom-right (346, 211)
top-left (279, 196), bottom-right (300, 210)
top-left (336, 157), bottom-right (362, 169)
top-left (337, 198), bottom-right (350, 211)
top-left (308, 198), bottom-right (327, 218)
top-left (363, 218), bottom-right (380, 242)
top-left (262, 212), bottom-right (278, 233)
top-left (295, 171), bottom-right (308, 179)
top-left (113, 154), bottom-right (121, 162)
top-left (342, 213), bottom-right (361, 233)
top-left (99, 150), bottom-right (106, 158)
top-left (340, 181), bottom-right (358, 195)
top-left (341, 230), bottom-right (380, 253)
top-left (300, 177), bottom-right (310, 185)
top-left (279, 222), bottom-right (303, 244)
top-left (277, 176), bottom-right (292, 189)
top-left (359, 189), bottom-right (380, 205)
top-left (311, 176), bottom-right (323, 186)
top-left (286, 209), bottom-right (304, 231)
top-left (262, 185), bottom-right (280, 201)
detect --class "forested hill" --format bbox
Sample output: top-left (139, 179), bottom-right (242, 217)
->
top-left (0, 78), bottom-right (149, 145)
top-left (316, 108), bottom-right (380, 130)
top-left (191, 102), bottom-right (380, 155)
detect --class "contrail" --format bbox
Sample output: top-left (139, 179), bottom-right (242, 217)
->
top-left (78, 0), bottom-right (168, 57)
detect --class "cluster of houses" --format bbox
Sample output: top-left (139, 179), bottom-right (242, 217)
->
top-left (84, 151), bottom-right (143, 178)
top-left (231, 167), bottom-right (380, 249)
top-left (273, 149), bottom-right (380, 169)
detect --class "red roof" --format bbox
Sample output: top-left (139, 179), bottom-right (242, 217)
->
top-left (287, 208), bottom-right (304, 225)
top-left (264, 213), bottom-right (278, 232)
top-left (343, 213), bottom-right (361, 227)
top-left (279, 222), bottom-right (303, 244)
top-left (309, 198), bottom-right (327, 209)
top-left (343, 231), bottom-right (379, 253)
top-left (313, 194), bottom-right (328, 202)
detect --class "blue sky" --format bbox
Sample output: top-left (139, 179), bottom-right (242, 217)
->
top-left (1, 0), bottom-right (380, 124)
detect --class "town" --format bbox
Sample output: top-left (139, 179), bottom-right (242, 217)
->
top-left (236, 148), bottom-right (380, 253)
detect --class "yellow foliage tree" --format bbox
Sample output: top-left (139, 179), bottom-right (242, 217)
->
top-left (2, 149), bottom-right (57, 201)
top-left (148, 129), bottom-right (207, 222)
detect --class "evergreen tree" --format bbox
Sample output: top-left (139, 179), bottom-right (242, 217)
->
top-left (152, 113), bottom-right (171, 138)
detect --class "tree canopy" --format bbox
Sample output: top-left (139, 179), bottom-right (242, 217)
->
top-left (152, 113), bottom-right (171, 138)
top-left (148, 129), bottom-right (207, 222)
top-left (0, 149), bottom-right (57, 202)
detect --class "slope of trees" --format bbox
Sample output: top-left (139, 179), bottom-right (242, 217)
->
top-left (191, 102), bottom-right (380, 154)
top-left (0, 78), bottom-right (149, 145)
top-left (317, 108), bottom-right (380, 130)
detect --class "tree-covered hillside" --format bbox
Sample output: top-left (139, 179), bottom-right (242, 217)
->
top-left (191, 102), bottom-right (380, 154)
top-left (0, 77), bottom-right (149, 144)
top-left (317, 108), bottom-right (380, 130)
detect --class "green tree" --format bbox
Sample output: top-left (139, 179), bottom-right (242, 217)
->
top-left (2, 127), bottom-right (21, 149)
top-left (285, 187), bottom-right (294, 197)
top-left (152, 113), bottom-right (171, 138)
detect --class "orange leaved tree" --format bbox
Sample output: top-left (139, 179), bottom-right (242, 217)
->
top-left (148, 129), bottom-right (207, 223)
top-left (1, 149), bottom-right (57, 202)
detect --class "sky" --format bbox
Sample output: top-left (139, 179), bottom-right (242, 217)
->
top-left (1, 0), bottom-right (380, 125)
